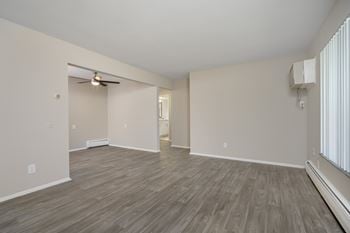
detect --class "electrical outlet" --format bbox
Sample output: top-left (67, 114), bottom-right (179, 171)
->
top-left (223, 142), bottom-right (228, 148)
top-left (124, 124), bottom-right (128, 128)
top-left (28, 164), bottom-right (36, 174)
top-left (72, 124), bottom-right (77, 130)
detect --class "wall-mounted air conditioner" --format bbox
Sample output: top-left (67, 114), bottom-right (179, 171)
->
top-left (289, 58), bottom-right (316, 109)
top-left (290, 58), bottom-right (316, 89)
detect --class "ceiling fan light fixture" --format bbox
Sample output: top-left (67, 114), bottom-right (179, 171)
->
top-left (77, 71), bottom-right (119, 86)
top-left (94, 72), bottom-right (101, 81)
top-left (91, 79), bottom-right (100, 86)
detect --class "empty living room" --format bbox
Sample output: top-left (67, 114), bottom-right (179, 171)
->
top-left (1, 0), bottom-right (350, 232)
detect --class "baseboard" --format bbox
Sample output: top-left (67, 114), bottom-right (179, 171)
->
top-left (0, 177), bottom-right (72, 203)
top-left (171, 144), bottom-right (190, 149)
top-left (69, 147), bottom-right (87, 152)
top-left (190, 152), bottom-right (304, 169)
top-left (109, 144), bottom-right (160, 153)
top-left (306, 161), bottom-right (350, 233)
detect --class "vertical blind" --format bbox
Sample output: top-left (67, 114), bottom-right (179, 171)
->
top-left (320, 17), bottom-right (350, 174)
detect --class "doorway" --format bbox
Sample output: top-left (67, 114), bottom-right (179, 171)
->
top-left (159, 89), bottom-right (171, 143)
top-left (67, 64), bottom-right (161, 154)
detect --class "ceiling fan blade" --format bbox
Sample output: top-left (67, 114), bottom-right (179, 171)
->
top-left (77, 80), bottom-right (91, 83)
top-left (100, 80), bottom-right (120, 84)
top-left (100, 82), bottom-right (107, 87)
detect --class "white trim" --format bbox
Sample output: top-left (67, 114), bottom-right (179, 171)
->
top-left (171, 145), bottom-right (190, 149)
top-left (0, 177), bottom-right (72, 203)
top-left (190, 152), bottom-right (304, 169)
top-left (69, 147), bottom-right (87, 152)
top-left (109, 144), bottom-right (160, 153)
top-left (305, 161), bottom-right (350, 232)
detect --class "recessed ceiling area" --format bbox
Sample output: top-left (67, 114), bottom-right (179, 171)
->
top-left (68, 65), bottom-right (123, 83)
top-left (0, 0), bottom-right (336, 79)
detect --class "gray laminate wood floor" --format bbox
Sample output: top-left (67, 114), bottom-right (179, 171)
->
top-left (0, 141), bottom-right (344, 233)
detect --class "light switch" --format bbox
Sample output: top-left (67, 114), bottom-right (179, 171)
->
top-left (28, 164), bottom-right (36, 174)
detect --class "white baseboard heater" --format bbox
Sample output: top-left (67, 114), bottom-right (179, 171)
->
top-left (305, 160), bottom-right (350, 232)
top-left (86, 139), bottom-right (109, 148)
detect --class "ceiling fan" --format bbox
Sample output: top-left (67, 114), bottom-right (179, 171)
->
top-left (77, 72), bottom-right (120, 86)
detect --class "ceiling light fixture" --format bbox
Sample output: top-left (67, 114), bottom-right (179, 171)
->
top-left (77, 71), bottom-right (120, 87)
top-left (91, 79), bottom-right (100, 86)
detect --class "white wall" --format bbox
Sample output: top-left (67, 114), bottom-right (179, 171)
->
top-left (0, 19), bottom-right (169, 200)
top-left (171, 78), bottom-right (190, 148)
top-left (68, 78), bottom-right (108, 150)
top-left (190, 54), bottom-right (307, 166)
top-left (307, 0), bottom-right (350, 200)
top-left (108, 81), bottom-right (159, 152)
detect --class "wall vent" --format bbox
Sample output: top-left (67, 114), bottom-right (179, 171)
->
top-left (86, 139), bottom-right (109, 148)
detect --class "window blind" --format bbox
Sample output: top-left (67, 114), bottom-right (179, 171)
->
top-left (320, 17), bottom-right (350, 174)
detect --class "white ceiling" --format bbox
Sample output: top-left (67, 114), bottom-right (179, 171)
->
top-left (0, 0), bottom-right (335, 79)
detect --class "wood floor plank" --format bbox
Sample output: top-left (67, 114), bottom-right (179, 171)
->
top-left (0, 141), bottom-right (344, 233)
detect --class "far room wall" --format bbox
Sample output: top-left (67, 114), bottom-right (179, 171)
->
top-left (69, 75), bottom-right (160, 153)
top-left (108, 80), bottom-right (159, 152)
top-left (190, 53), bottom-right (308, 166)
top-left (68, 77), bottom-right (108, 151)
top-left (171, 78), bottom-right (190, 148)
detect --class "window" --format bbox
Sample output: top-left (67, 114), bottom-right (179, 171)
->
top-left (320, 17), bottom-right (350, 174)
